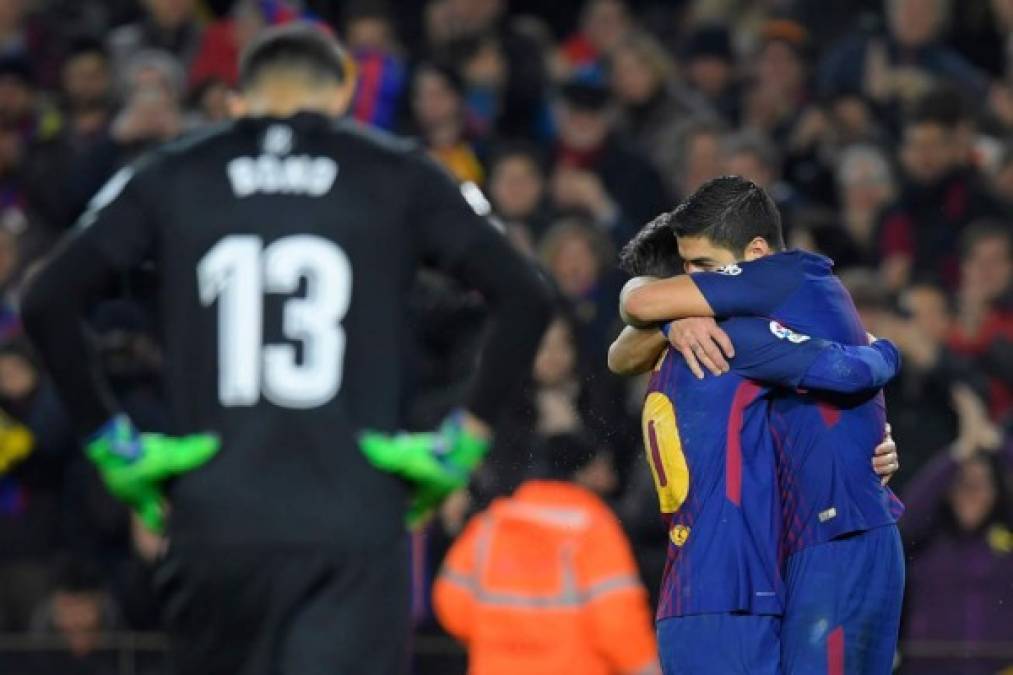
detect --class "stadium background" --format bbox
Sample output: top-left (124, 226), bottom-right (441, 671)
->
top-left (0, 0), bottom-right (1010, 672)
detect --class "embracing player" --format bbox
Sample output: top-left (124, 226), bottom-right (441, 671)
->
top-left (612, 176), bottom-right (905, 674)
top-left (22, 25), bottom-right (551, 675)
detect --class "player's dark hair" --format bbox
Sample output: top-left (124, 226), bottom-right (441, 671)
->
top-left (670, 175), bottom-right (784, 254)
top-left (239, 23), bottom-right (351, 90)
top-left (619, 211), bottom-right (681, 278)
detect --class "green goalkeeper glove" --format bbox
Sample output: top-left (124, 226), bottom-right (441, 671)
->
top-left (359, 412), bottom-right (490, 530)
top-left (86, 415), bottom-right (220, 534)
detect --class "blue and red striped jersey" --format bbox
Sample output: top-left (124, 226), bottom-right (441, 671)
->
top-left (691, 250), bottom-right (905, 556)
top-left (643, 315), bottom-right (902, 620)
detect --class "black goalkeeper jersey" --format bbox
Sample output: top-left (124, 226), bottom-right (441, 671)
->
top-left (23, 113), bottom-right (550, 549)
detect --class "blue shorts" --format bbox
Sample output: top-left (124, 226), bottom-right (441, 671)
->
top-left (657, 613), bottom-right (780, 675)
top-left (781, 525), bottom-right (905, 675)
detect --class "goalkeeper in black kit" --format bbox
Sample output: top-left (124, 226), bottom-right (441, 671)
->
top-left (21, 24), bottom-right (551, 675)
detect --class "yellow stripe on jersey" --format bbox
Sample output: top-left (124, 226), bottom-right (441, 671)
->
top-left (641, 392), bottom-right (690, 515)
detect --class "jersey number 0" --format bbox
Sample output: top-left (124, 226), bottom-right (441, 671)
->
top-left (197, 234), bottom-right (352, 409)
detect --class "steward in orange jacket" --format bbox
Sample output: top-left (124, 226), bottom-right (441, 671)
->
top-left (433, 434), bottom-right (660, 675)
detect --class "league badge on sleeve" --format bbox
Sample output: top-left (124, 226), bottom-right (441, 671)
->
top-left (714, 264), bottom-right (743, 276)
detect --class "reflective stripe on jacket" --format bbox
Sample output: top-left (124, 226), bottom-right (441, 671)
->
top-left (433, 480), bottom-right (659, 675)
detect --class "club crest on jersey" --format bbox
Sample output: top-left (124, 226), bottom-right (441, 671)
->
top-left (714, 263), bottom-right (742, 276)
top-left (769, 320), bottom-right (811, 343)
top-left (670, 524), bottom-right (691, 547)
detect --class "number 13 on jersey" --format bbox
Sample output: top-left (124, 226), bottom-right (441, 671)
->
top-left (197, 234), bottom-right (352, 409)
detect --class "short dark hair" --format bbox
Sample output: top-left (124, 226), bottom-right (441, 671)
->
top-left (239, 23), bottom-right (350, 90)
top-left (619, 211), bottom-right (681, 277)
top-left (670, 175), bottom-right (784, 253)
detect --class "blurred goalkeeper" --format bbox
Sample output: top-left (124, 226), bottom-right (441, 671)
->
top-left (21, 24), bottom-right (551, 675)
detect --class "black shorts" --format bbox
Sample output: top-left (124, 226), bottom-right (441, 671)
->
top-left (155, 539), bottom-right (411, 675)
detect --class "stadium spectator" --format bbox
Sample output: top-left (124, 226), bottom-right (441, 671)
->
top-left (430, 0), bottom-right (549, 138)
top-left (826, 144), bottom-right (898, 268)
top-left (849, 273), bottom-right (983, 485)
top-left (818, 0), bottom-right (990, 105)
top-left (482, 311), bottom-right (632, 499)
top-left (557, 0), bottom-right (634, 82)
top-left (0, 0), bottom-right (63, 88)
top-left (877, 89), bottom-right (1002, 291)
top-left (742, 20), bottom-right (811, 147)
top-left (610, 33), bottom-right (712, 187)
top-left (682, 25), bottom-right (740, 126)
top-left (723, 129), bottom-right (806, 239)
top-left (188, 0), bottom-right (328, 90)
top-left (0, 54), bottom-right (68, 231)
top-left (0, 342), bottom-right (67, 632)
top-left (184, 75), bottom-right (230, 125)
top-left (411, 62), bottom-right (484, 185)
top-left (539, 220), bottom-right (623, 362)
top-left (487, 142), bottom-right (553, 242)
top-left (0, 124), bottom-right (66, 267)
top-left (671, 118), bottom-right (726, 199)
top-left (551, 80), bottom-right (668, 246)
top-left (107, 0), bottom-right (203, 73)
top-left (0, 56), bottom-right (61, 145)
top-left (343, 1), bottom-right (406, 132)
top-left (24, 557), bottom-right (121, 674)
top-left (433, 432), bottom-right (659, 675)
top-left (900, 386), bottom-right (1013, 675)
top-left (448, 34), bottom-right (510, 142)
top-left (783, 86), bottom-right (893, 206)
top-left (188, 0), bottom-right (268, 88)
top-left (947, 0), bottom-right (1013, 77)
top-left (948, 221), bottom-right (1013, 422)
top-left (68, 49), bottom-right (185, 218)
top-left (58, 39), bottom-right (114, 154)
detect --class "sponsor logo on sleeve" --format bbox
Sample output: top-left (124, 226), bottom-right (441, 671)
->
top-left (769, 320), bottom-right (811, 344)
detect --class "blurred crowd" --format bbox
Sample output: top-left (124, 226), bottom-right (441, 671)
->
top-left (0, 0), bottom-right (1011, 673)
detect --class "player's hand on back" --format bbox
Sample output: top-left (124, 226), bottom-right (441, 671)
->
top-left (665, 317), bottom-right (735, 379)
top-left (872, 423), bottom-right (899, 486)
top-left (86, 415), bottom-right (221, 533)
top-left (359, 410), bottom-right (491, 530)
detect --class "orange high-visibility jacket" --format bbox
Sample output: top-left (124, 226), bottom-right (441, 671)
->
top-left (433, 480), bottom-right (660, 675)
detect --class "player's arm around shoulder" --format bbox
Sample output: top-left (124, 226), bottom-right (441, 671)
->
top-left (621, 274), bottom-right (714, 326)
top-left (608, 325), bottom-right (668, 376)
